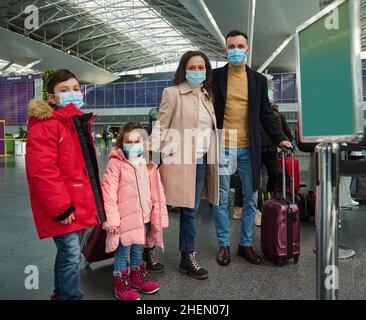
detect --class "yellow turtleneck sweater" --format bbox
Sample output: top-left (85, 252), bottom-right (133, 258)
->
top-left (222, 63), bottom-right (250, 148)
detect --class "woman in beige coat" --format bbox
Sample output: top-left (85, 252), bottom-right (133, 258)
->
top-left (149, 51), bottom-right (219, 280)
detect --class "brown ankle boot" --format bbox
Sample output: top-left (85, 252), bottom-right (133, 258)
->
top-left (237, 245), bottom-right (262, 265)
top-left (216, 246), bottom-right (231, 266)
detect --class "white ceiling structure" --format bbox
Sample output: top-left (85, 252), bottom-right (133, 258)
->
top-left (0, 26), bottom-right (120, 83)
top-left (0, 0), bottom-right (223, 82)
top-left (0, 0), bottom-right (365, 83)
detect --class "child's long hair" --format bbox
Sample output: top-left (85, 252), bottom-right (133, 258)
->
top-left (115, 122), bottom-right (145, 149)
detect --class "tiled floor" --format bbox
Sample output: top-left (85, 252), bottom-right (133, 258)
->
top-left (1, 149), bottom-right (365, 300)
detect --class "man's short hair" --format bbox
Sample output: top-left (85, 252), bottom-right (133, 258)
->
top-left (225, 30), bottom-right (249, 42)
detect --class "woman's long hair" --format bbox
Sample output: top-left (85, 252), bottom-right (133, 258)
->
top-left (172, 50), bottom-right (212, 97)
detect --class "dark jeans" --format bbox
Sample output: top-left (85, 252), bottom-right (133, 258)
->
top-left (178, 155), bottom-right (207, 252)
top-left (234, 185), bottom-right (243, 207)
top-left (53, 231), bottom-right (84, 300)
top-left (261, 150), bottom-right (278, 192)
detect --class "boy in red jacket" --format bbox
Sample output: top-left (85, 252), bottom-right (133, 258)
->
top-left (25, 69), bottom-right (106, 300)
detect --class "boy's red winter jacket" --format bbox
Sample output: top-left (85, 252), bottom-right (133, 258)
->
top-left (25, 99), bottom-right (106, 239)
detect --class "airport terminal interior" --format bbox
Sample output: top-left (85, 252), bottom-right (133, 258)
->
top-left (1, 0), bottom-right (366, 300)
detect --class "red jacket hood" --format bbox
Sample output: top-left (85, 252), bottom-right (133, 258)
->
top-left (27, 99), bottom-right (89, 129)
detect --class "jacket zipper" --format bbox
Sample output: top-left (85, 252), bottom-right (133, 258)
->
top-left (153, 169), bottom-right (161, 230)
top-left (86, 120), bottom-right (103, 224)
top-left (73, 117), bottom-right (102, 224)
top-left (132, 162), bottom-right (147, 244)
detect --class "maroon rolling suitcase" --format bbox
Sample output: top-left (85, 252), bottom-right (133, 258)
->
top-left (261, 151), bottom-right (300, 266)
top-left (80, 224), bottom-right (114, 268)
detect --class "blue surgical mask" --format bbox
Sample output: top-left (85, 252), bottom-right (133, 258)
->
top-left (185, 71), bottom-right (206, 87)
top-left (122, 143), bottom-right (144, 159)
top-left (227, 48), bottom-right (246, 65)
top-left (58, 91), bottom-right (84, 109)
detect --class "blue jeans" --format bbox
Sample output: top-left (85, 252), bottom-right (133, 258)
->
top-left (114, 223), bottom-right (150, 271)
top-left (213, 148), bottom-right (258, 247)
top-left (53, 231), bottom-right (84, 300)
top-left (114, 244), bottom-right (144, 271)
top-left (179, 155), bottom-right (207, 252)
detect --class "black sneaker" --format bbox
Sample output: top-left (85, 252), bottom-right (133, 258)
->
top-left (143, 247), bottom-right (165, 273)
top-left (179, 252), bottom-right (208, 280)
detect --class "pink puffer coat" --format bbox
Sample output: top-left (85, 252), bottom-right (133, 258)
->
top-left (102, 148), bottom-right (168, 253)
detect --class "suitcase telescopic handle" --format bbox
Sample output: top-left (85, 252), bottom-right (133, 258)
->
top-left (281, 150), bottom-right (295, 203)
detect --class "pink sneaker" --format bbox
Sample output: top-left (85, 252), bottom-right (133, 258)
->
top-left (113, 269), bottom-right (141, 300)
top-left (130, 262), bottom-right (160, 294)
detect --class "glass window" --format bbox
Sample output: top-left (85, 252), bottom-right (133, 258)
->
top-left (156, 80), bottom-right (168, 88)
top-left (114, 83), bottom-right (125, 107)
top-left (135, 82), bottom-right (146, 107)
top-left (281, 79), bottom-right (296, 103)
top-left (272, 75), bottom-right (282, 103)
top-left (125, 83), bottom-right (135, 107)
top-left (156, 86), bottom-right (165, 104)
top-left (85, 85), bottom-right (95, 107)
top-left (146, 83), bottom-right (157, 106)
top-left (105, 84), bottom-right (115, 108)
top-left (95, 85), bottom-right (105, 107)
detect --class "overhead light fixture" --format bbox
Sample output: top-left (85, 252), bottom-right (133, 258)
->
top-left (361, 51), bottom-right (366, 60)
top-left (257, 35), bottom-right (294, 73)
top-left (17, 59), bottom-right (42, 73)
top-left (0, 61), bottom-right (14, 75)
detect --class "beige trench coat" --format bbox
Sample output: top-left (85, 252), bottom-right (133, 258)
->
top-left (149, 81), bottom-right (219, 209)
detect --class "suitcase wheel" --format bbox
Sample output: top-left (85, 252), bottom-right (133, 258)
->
top-left (294, 255), bottom-right (299, 264)
top-left (276, 257), bottom-right (286, 267)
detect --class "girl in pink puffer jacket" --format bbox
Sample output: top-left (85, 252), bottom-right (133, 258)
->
top-left (102, 122), bottom-right (168, 301)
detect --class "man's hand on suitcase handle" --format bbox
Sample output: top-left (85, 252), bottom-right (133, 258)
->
top-left (279, 140), bottom-right (293, 152)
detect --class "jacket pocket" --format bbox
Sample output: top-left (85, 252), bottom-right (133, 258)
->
top-left (65, 182), bottom-right (88, 219)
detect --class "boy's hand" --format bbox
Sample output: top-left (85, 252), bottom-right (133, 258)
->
top-left (107, 227), bottom-right (119, 234)
top-left (60, 213), bottom-right (75, 225)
